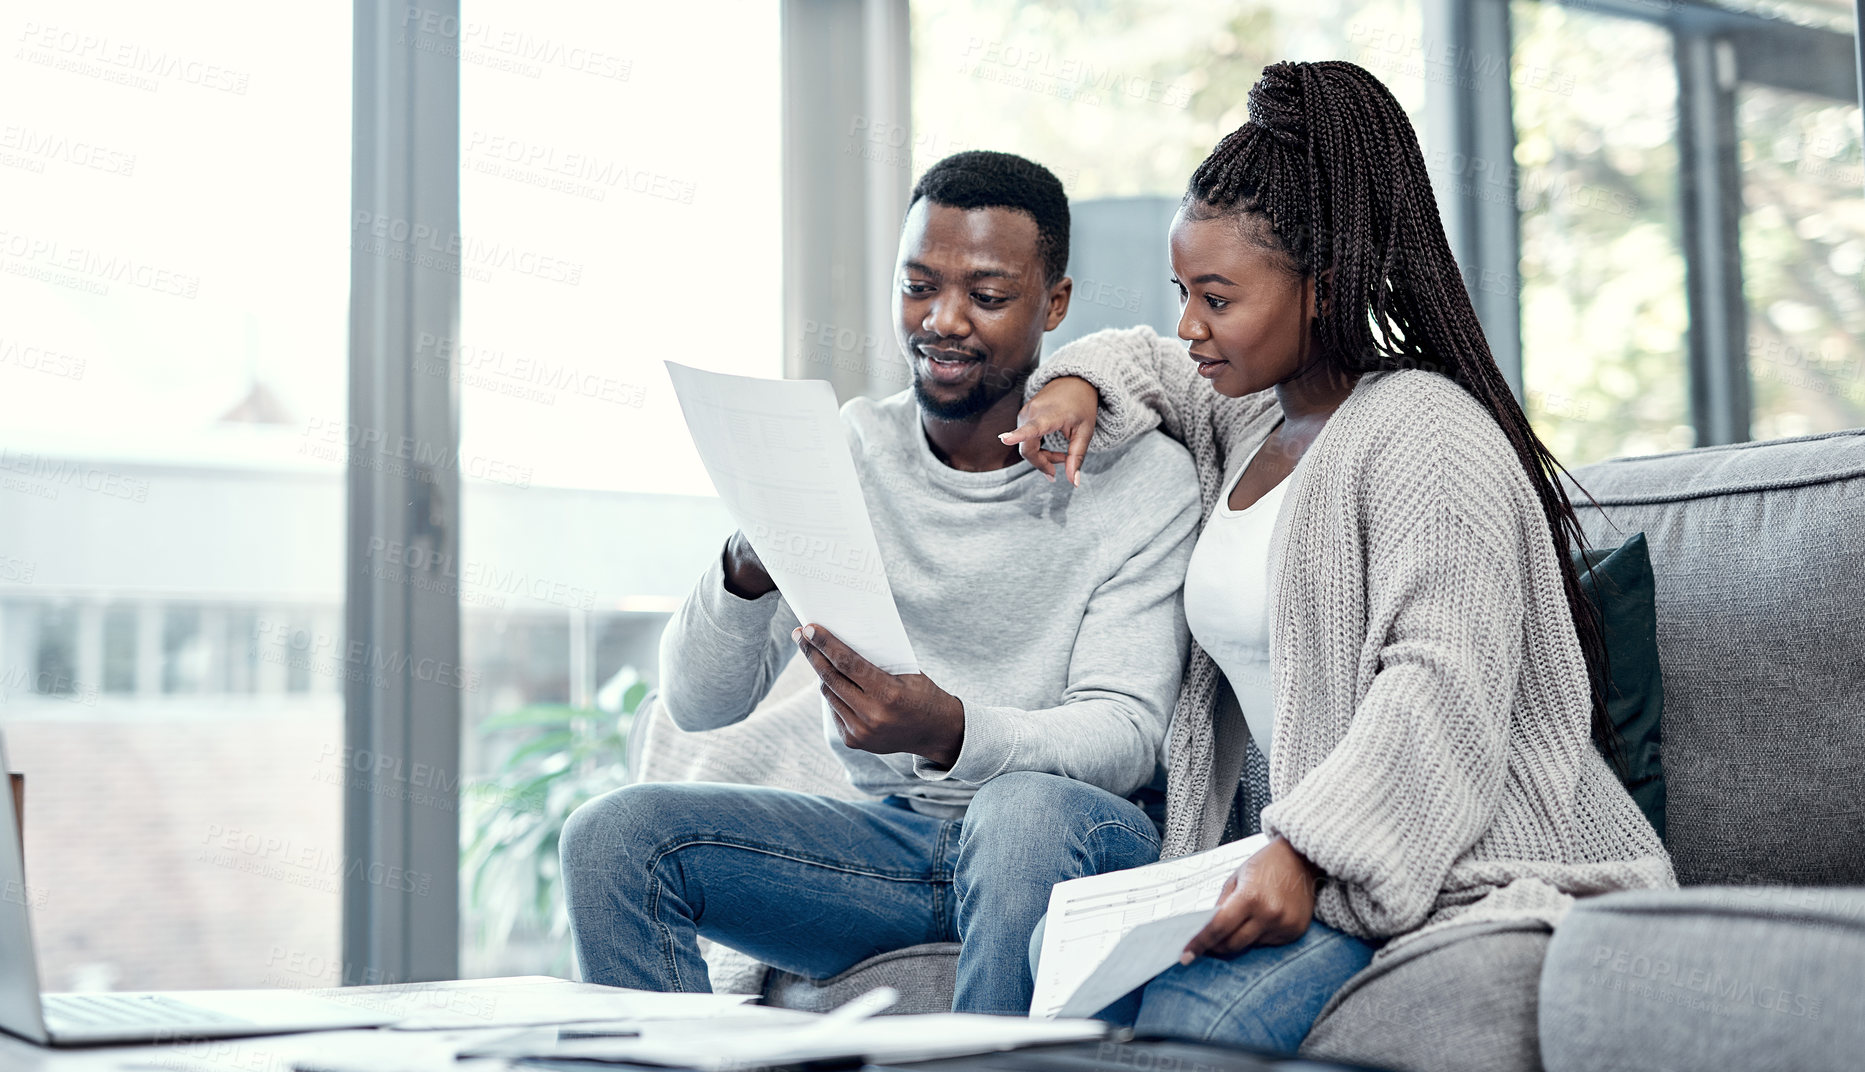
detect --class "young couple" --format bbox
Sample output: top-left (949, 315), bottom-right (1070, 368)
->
top-left (561, 60), bottom-right (1674, 1053)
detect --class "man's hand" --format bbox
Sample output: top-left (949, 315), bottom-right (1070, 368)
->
top-left (721, 532), bottom-right (776, 600)
top-left (1180, 837), bottom-right (1321, 962)
top-left (792, 624), bottom-right (966, 767)
top-left (998, 375), bottom-right (1100, 486)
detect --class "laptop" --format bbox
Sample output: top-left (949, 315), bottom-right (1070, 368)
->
top-left (0, 732), bottom-right (400, 1046)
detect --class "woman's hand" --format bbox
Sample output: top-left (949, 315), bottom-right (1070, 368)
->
top-left (998, 375), bottom-right (1100, 486)
top-left (1181, 837), bottom-right (1321, 962)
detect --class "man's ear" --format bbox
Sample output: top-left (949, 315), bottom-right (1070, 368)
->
top-left (1044, 276), bottom-right (1073, 331)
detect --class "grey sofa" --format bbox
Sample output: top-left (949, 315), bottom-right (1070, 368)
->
top-left (627, 427), bottom-right (1865, 1071)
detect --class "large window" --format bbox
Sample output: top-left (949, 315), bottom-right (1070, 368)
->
top-left (453, 1), bottom-right (777, 978)
top-left (0, 2), bottom-right (349, 989)
top-left (1513, 2), bottom-right (1692, 463)
top-left (912, 0), bottom-right (1426, 200)
top-left (1738, 83), bottom-right (1865, 438)
top-left (1511, 0), bottom-right (1861, 459)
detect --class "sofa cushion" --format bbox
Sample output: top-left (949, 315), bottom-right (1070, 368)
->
top-left (763, 943), bottom-right (961, 1015)
top-left (1566, 429), bottom-right (1865, 885)
top-left (1300, 922), bottom-right (1550, 1072)
top-left (627, 656), bottom-right (860, 800)
top-left (702, 942), bottom-right (773, 996)
top-left (1539, 886), bottom-right (1865, 1072)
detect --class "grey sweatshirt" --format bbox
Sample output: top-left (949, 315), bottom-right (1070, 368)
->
top-left (658, 388), bottom-right (1202, 816)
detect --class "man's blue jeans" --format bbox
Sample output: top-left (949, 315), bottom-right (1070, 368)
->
top-left (560, 771), bottom-right (1161, 1015)
top-left (1029, 914), bottom-right (1377, 1052)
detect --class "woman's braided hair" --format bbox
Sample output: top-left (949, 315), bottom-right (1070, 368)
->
top-left (1189, 59), bottom-right (1620, 763)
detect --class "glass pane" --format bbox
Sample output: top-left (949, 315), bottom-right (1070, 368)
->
top-left (0, 3), bottom-right (348, 989)
top-left (1700, 0), bottom-right (1853, 34)
top-left (1513, 2), bottom-right (1692, 464)
top-left (455, 2), bottom-right (769, 977)
top-left (912, 0), bottom-right (1427, 200)
top-left (1738, 83), bottom-right (1865, 438)
top-left (101, 606), bottom-right (136, 693)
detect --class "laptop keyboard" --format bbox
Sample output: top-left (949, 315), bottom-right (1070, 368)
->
top-left (44, 992), bottom-right (248, 1031)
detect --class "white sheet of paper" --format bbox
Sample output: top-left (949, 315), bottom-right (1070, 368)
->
top-left (332, 976), bottom-right (752, 1030)
top-left (1029, 833), bottom-right (1270, 1019)
top-left (1055, 909), bottom-right (1214, 1019)
top-left (463, 1011), bottom-right (1108, 1070)
top-left (665, 361), bottom-right (918, 674)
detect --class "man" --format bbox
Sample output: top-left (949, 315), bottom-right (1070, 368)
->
top-left (560, 151), bottom-right (1200, 1015)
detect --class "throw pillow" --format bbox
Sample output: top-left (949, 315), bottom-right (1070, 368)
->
top-left (1575, 532), bottom-right (1667, 840)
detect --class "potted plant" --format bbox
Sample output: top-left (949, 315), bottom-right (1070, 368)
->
top-left (461, 669), bottom-right (648, 976)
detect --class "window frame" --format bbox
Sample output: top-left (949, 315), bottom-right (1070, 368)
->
top-left (1431, 0), bottom-right (1862, 445)
top-left (344, 0), bottom-right (464, 985)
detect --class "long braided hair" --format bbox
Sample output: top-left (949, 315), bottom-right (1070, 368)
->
top-left (1189, 60), bottom-right (1621, 763)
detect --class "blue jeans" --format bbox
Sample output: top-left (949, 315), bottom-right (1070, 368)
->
top-left (560, 771), bottom-right (1161, 1015)
top-left (1029, 915), bottom-right (1376, 1053)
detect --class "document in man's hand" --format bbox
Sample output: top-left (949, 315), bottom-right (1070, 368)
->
top-left (665, 361), bottom-right (918, 674)
top-left (1030, 833), bottom-right (1269, 1019)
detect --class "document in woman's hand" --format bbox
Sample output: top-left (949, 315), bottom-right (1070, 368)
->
top-left (1030, 834), bottom-right (1269, 1019)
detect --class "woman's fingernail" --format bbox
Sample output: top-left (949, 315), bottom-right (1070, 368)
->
top-left (1179, 952), bottom-right (1195, 966)
top-left (802, 625), bottom-right (816, 641)
top-left (791, 627), bottom-right (802, 642)
top-left (998, 432), bottom-right (1013, 442)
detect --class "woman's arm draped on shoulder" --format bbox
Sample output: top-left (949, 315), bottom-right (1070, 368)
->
top-left (1023, 325), bottom-right (1269, 453)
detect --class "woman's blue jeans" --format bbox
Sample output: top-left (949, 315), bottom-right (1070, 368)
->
top-left (1029, 913), bottom-right (1377, 1053)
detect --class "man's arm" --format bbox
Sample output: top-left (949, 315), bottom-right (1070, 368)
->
top-left (658, 535), bottom-right (801, 732)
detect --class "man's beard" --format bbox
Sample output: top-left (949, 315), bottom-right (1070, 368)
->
top-left (911, 359), bottom-right (1030, 422)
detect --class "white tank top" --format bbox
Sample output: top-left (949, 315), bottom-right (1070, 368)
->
top-left (1182, 439), bottom-right (1289, 758)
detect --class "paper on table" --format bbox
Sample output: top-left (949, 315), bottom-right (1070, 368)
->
top-left (461, 1011), bottom-right (1109, 1070)
top-left (1030, 833), bottom-right (1269, 1019)
top-left (278, 1028), bottom-right (520, 1072)
top-left (664, 361), bottom-right (918, 674)
top-left (323, 976), bottom-right (753, 1030)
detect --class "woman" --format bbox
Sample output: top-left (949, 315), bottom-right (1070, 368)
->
top-left (1003, 60), bottom-right (1674, 1052)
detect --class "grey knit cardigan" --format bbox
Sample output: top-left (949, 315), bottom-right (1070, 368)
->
top-left (1027, 326), bottom-right (1675, 954)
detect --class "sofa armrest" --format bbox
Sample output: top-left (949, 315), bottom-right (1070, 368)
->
top-left (1540, 887), bottom-right (1865, 1072)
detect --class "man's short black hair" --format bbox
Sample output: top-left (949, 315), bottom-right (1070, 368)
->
top-left (908, 150), bottom-right (1070, 285)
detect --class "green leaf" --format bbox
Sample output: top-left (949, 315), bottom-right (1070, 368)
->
top-left (500, 730), bottom-right (577, 772)
top-left (479, 704), bottom-right (599, 733)
top-left (621, 681), bottom-right (649, 714)
top-left (459, 667), bottom-right (648, 955)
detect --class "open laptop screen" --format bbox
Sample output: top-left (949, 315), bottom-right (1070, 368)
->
top-left (0, 730), bottom-right (51, 1044)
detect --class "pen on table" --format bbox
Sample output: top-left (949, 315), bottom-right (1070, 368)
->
top-left (554, 1024), bottom-right (642, 1039)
